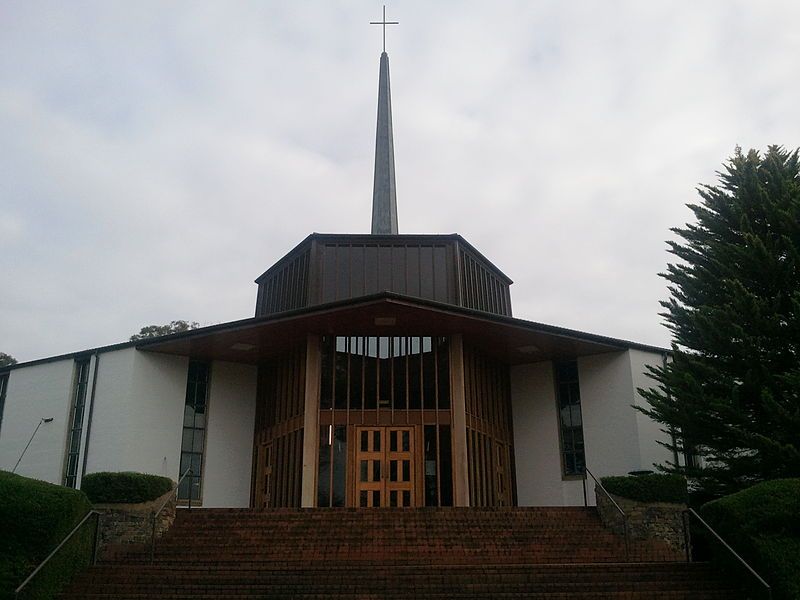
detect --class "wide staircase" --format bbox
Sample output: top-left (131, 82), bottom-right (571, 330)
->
top-left (62, 507), bottom-right (743, 599)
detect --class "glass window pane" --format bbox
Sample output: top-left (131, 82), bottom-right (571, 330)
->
top-left (180, 452), bottom-right (191, 475)
top-left (360, 460), bottom-right (369, 482)
top-left (183, 405), bottom-right (195, 427)
top-left (437, 338), bottom-right (450, 409)
top-left (334, 340), bottom-right (348, 410)
top-left (373, 460), bottom-right (381, 481)
top-left (439, 426), bottom-right (453, 506)
top-left (193, 406), bottom-right (205, 428)
top-left (372, 490), bottom-right (380, 506)
top-left (178, 477), bottom-right (190, 499)
top-left (373, 430), bottom-right (381, 452)
top-left (360, 490), bottom-right (368, 507)
top-left (182, 428), bottom-right (193, 451)
top-left (190, 453), bottom-right (202, 475)
top-left (69, 432), bottom-right (81, 453)
top-left (192, 429), bottom-right (204, 453)
top-left (320, 337), bottom-right (333, 410)
top-left (350, 354), bottom-right (363, 410)
top-left (332, 426), bottom-right (347, 507)
top-left (317, 426), bottom-right (331, 507)
top-left (422, 339), bottom-right (436, 409)
top-left (402, 431), bottom-right (410, 452)
top-left (190, 477), bottom-right (201, 501)
top-left (393, 353), bottom-right (407, 409)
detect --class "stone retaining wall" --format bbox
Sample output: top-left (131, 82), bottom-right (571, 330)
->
top-left (595, 484), bottom-right (687, 554)
top-left (94, 487), bottom-right (176, 559)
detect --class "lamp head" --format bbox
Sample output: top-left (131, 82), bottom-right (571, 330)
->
top-left (42, 418), bottom-right (54, 423)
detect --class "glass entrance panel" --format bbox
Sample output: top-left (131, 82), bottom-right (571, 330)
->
top-left (355, 426), bottom-right (416, 507)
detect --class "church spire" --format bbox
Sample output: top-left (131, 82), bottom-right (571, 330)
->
top-left (370, 7), bottom-right (399, 235)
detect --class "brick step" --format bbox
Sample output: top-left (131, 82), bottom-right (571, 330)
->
top-left (70, 562), bottom-right (726, 582)
top-left (63, 563), bottom-right (739, 598)
top-left (62, 507), bottom-right (736, 598)
top-left (60, 594), bottom-right (738, 600)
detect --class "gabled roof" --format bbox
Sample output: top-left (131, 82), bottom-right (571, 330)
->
top-left (1, 292), bottom-right (668, 373)
top-left (134, 291), bottom-right (668, 365)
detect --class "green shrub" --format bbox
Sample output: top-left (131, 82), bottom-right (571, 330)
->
top-left (700, 479), bottom-right (800, 600)
top-left (81, 471), bottom-right (173, 504)
top-left (0, 470), bottom-right (94, 600)
top-left (600, 473), bottom-right (687, 504)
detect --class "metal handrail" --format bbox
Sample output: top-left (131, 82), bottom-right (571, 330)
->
top-left (582, 467), bottom-right (630, 562)
top-left (683, 508), bottom-right (772, 600)
top-left (150, 467), bottom-right (192, 563)
top-left (14, 509), bottom-right (101, 599)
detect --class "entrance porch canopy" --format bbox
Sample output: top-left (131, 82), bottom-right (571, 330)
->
top-left (136, 292), bottom-right (667, 364)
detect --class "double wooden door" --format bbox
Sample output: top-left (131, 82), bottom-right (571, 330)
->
top-left (355, 426), bottom-right (416, 507)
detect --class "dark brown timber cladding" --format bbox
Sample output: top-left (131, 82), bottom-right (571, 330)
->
top-left (254, 234), bottom-right (513, 317)
top-left (252, 345), bottom-right (305, 508)
top-left (458, 243), bottom-right (513, 316)
top-left (315, 240), bottom-right (456, 307)
top-left (256, 245), bottom-right (310, 316)
top-left (464, 344), bottom-right (516, 506)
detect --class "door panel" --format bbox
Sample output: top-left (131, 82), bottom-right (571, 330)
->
top-left (355, 426), bottom-right (416, 507)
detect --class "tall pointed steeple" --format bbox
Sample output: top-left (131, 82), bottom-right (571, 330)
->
top-left (371, 51), bottom-right (398, 235)
top-left (370, 6), bottom-right (399, 235)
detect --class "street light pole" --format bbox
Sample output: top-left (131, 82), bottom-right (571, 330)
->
top-left (12, 417), bottom-right (54, 474)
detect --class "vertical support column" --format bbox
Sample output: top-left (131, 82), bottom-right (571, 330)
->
top-left (450, 334), bottom-right (470, 506)
top-left (301, 334), bottom-right (321, 507)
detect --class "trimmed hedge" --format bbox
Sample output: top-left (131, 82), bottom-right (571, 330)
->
top-left (700, 479), bottom-right (800, 600)
top-left (0, 470), bottom-right (94, 600)
top-left (600, 473), bottom-right (687, 504)
top-left (81, 472), bottom-right (173, 504)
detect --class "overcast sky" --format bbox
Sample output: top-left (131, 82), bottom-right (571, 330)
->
top-left (2, 1), bottom-right (799, 362)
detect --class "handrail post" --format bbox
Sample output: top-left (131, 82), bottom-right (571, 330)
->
top-left (681, 509), bottom-right (691, 563)
top-left (582, 473), bottom-right (587, 507)
top-left (623, 515), bottom-right (630, 562)
top-left (91, 512), bottom-right (101, 565)
top-left (150, 510), bottom-right (156, 564)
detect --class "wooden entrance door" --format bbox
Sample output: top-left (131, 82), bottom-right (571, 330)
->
top-left (355, 426), bottom-right (416, 507)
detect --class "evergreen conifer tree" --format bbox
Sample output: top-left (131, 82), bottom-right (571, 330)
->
top-left (640, 146), bottom-right (800, 497)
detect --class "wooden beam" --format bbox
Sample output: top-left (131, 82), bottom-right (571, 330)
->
top-left (300, 334), bottom-right (321, 507)
top-left (450, 334), bottom-right (470, 506)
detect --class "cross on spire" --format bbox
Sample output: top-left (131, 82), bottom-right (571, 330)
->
top-left (370, 5), bottom-right (398, 53)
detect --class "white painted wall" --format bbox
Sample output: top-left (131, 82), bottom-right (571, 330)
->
top-left (511, 349), bottom-right (671, 507)
top-left (511, 361), bottom-right (586, 506)
top-left (0, 359), bottom-right (76, 483)
top-left (1, 348), bottom-right (259, 508)
top-left (84, 348), bottom-right (188, 481)
top-left (629, 349), bottom-right (674, 470)
top-left (579, 351), bottom-right (641, 479)
top-left (203, 360), bottom-right (257, 508)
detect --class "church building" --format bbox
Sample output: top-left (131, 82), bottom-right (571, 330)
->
top-left (0, 45), bottom-right (672, 511)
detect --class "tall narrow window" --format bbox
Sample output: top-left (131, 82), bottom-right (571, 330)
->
top-left (64, 358), bottom-right (90, 488)
top-left (555, 361), bottom-right (585, 476)
top-left (0, 372), bottom-right (9, 437)
top-left (179, 361), bottom-right (210, 503)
